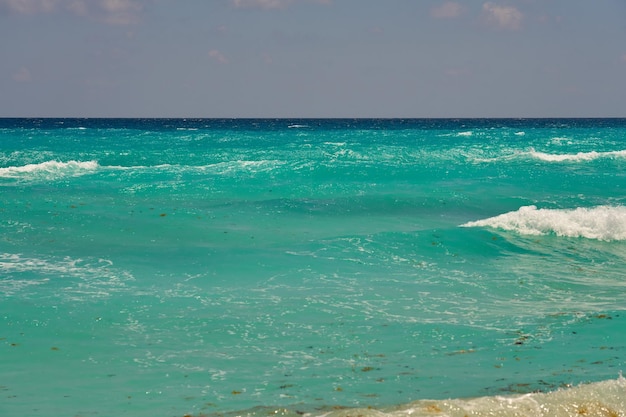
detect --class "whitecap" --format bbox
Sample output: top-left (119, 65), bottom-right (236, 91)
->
top-left (198, 160), bottom-right (286, 175)
top-left (0, 160), bottom-right (99, 180)
top-left (529, 148), bottom-right (626, 162)
top-left (461, 205), bottom-right (626, 241)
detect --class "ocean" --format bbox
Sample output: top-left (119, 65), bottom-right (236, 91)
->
top-left (1, 118), bottom-right (625, 417)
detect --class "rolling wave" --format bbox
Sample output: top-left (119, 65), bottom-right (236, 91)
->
top-left (461, 205), bottom-right (626, 241)
top-left (0, 160), bottom-right (99, 180)
top-left (0, 159), bottom-right (287, 182)
top-left (529, 148), bottom-right (626, 162)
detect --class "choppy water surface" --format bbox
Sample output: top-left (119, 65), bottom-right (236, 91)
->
top-left (1, 118), bottom-right (625, 416)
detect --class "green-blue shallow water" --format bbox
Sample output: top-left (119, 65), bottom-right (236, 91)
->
top-left (1, 118), bottom-right (626, 416)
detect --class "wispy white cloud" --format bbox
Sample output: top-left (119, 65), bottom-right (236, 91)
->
top-left (0, 0), bottom-right (143, 24)
top-left (231, 0), bottom-right (293, 9)
top-left (209, 49), bottom-right (229, 64)
top-left (230, 0), bottom-right (330, 10)
top-left (65, 0), bottom-right (87, 16)
top-left (0, 0), bottom-right (56, 14)
top-left (431, 2), bottom-right (463, 19)
top-left (98, 0), bottom-right (143, 25)
top-left (482, 2), bottom-right (523, 30)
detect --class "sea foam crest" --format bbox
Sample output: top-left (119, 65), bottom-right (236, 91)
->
top-left (0, 160), bottom-right (99, 179)
top-left (529, 148), bottom-right (626, 162)
top-left (461, 205), bottom-right (626, 241)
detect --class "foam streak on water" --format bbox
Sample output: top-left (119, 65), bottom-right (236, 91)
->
top-left (1, 118), bottom-right (625, 417)
top-left (529, 148), bottom-right (626, 162)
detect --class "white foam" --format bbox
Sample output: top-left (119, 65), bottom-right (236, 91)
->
top-left (529, 148), bottom-right (626, 162)
top-left (550, 136), bottom-right (572, 145)
top-left (461, 205), bottom-right (626, 241)
top-left (386, 376), bottom-right (626, 417)
top-left (237, 377), bottom-right (626, 417)
top-left (199, 160), bottom-right (286, 175)
top-left (0, 253), bottom-right (132, 300)
top-left (0, 160), bottom-right (286, 179)
top-left (103, 163), bottom-right (172, 171)
top-left (0, 160), bottom-right (99, 180)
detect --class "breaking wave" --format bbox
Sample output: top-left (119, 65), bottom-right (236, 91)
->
top-left (0, 160), bottom-right (99, 181)
top-left (461, 205), bottom-right (626, 241)
top-left (529, 148), bottom-right (626, 162)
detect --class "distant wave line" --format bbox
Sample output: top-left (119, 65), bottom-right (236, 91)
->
top-left (0, 160), bottom-right (99, 178)
top-left (104, 160), bottom-right (287, 173)
top-left (0, 159), bottom-right (287, 177)
top-left (529, 148), bottom-right (626, 162)
top-left (470, 148), bottom-right (626, 164)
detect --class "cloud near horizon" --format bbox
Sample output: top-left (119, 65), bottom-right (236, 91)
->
top-left (230, 0), bottom-right (330, 10)
top-left (482, 2), bottom-right (523, 30)
top-left (430, 1), bottom-right (463, 19)
top-left (0, 0), bottom-right (143, 24)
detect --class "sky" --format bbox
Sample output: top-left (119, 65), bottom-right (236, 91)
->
top-left (1, 0), bottom-right (625, 118)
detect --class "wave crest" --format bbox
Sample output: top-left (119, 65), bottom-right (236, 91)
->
top-left (0, 160), bottom-right (99, 180)
top-left (529, 148), bottom-right (626, 162)
top-left (461, 205), bottom-right (626, 241)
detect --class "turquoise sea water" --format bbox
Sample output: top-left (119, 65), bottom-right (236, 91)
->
top-left (1, 118), bottom-right (625, 416)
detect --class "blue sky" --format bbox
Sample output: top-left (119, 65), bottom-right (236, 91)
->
top-left (1, 0), bottom-right (625, 117)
